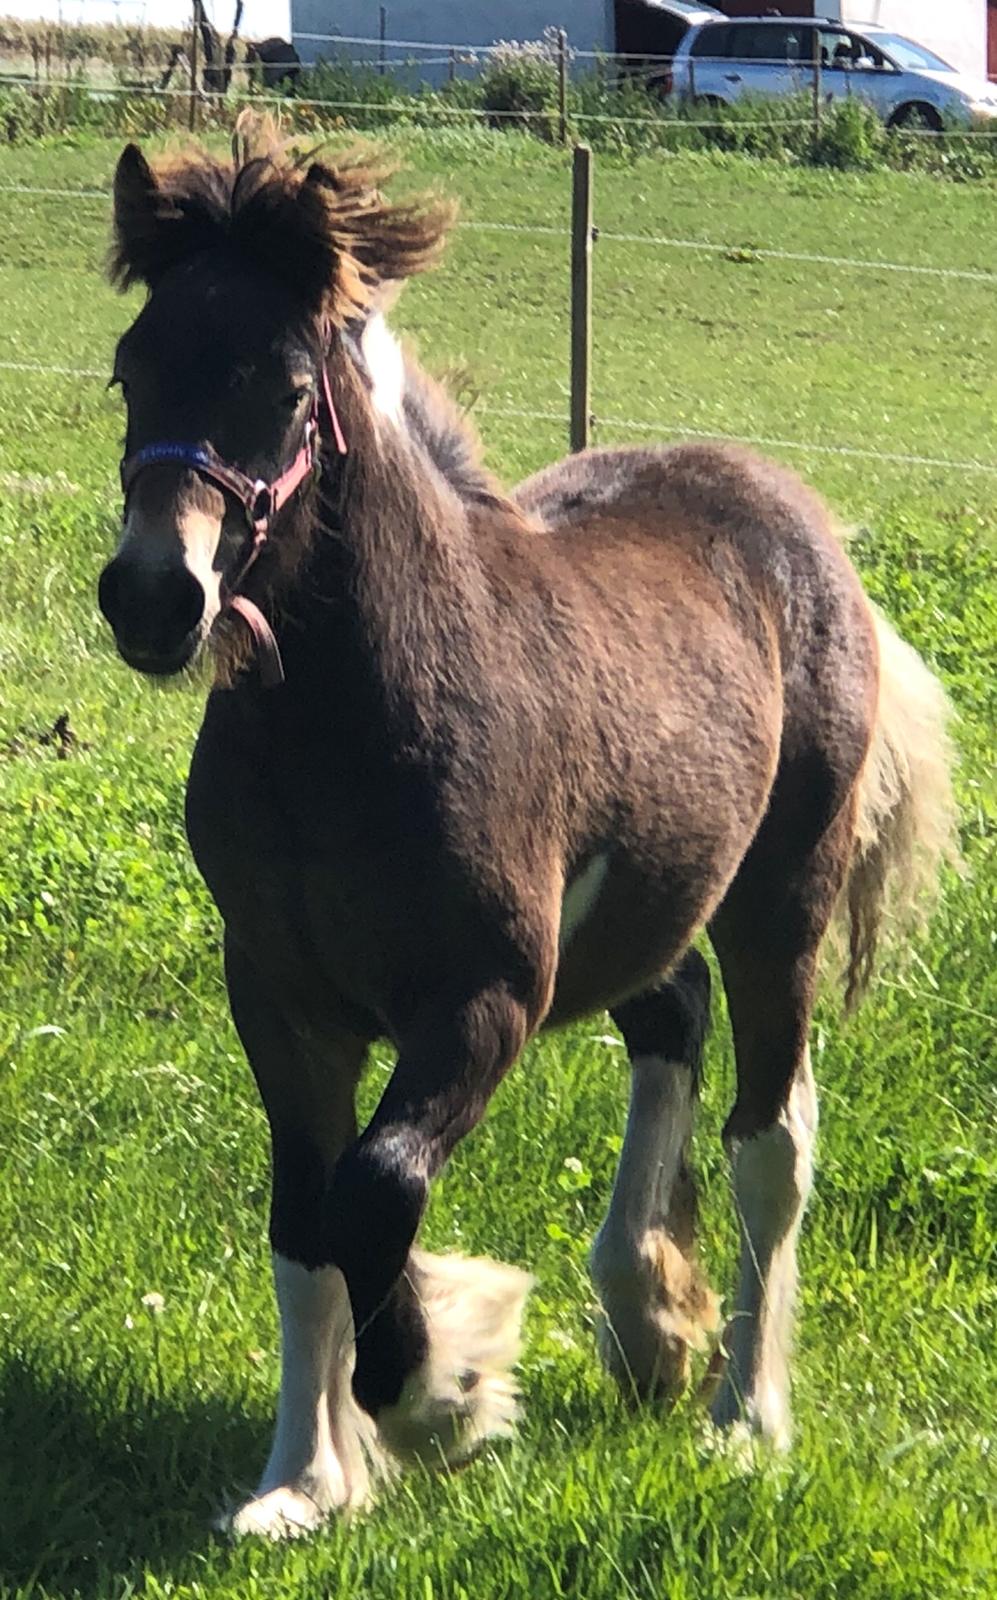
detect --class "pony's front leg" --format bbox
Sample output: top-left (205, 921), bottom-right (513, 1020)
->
top-left (220, 940), bottom-right (383, 1540)
top-left (327, 981), bottom-right (541, 1470)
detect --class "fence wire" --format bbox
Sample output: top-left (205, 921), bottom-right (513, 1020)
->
top-left (0, 77), bottom-right (828, 131)
top-left (3, 184), bottom-right (993, 287)
top-left (0, 360), bottom-right (991, 480)
top-left (477, 404), bottom-right (997, 475)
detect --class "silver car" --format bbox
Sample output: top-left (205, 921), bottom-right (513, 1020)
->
top-left (671, 15), bottom-right (997, 129)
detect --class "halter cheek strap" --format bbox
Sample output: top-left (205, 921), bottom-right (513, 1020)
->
top-left (118, 357), bottom-right (347, 689)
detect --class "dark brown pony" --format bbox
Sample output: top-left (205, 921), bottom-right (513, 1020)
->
top-left (97, 122), bottom-right (955, 1537)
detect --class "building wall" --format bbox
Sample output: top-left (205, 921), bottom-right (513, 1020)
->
top-left (292, 1), bottom-right (988, 79)
top-left (291, 1), bottom-right (611, 70)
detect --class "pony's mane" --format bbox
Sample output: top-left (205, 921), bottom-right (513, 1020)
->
top-left (109, 114), bottom-right (454, 323)
top-left (401, 357), bottom-right (520, 514)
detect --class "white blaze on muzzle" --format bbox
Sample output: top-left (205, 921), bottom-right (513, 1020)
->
top-left (118, 470), bottom-right (225, 620)
top-left (114, 350), bottom-right (348, 687)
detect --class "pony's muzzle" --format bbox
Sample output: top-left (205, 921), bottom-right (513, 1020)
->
top-left (98, 553), bottom-right (205, 675)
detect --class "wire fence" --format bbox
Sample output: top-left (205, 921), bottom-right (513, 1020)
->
top-left (4, 22), bottom-right (997, 139)
top-left (0, 74), bottom-right (833, 132)
top-left (0, 113), bottom-right (994, 486)
top-left (1, 360), bottom-right (994, 482)
top-left (3, 184), bottom-right (994, 288)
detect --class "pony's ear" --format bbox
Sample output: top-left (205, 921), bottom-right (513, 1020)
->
top-left (303, 160), bottom-right (455, 293)
top-left (230, 161), bottom-right (364, 322)
top-left (109, 142), bottom-right (221, 291)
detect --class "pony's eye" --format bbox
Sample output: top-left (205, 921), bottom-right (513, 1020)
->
top-left (283, 387), bottom-right (311, 412)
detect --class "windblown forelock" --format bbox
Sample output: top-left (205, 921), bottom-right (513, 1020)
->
top-left (109, 118), bottom-right (455, 326)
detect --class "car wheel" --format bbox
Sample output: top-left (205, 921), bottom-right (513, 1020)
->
top-left (888, 102), bottom-right (943, 132)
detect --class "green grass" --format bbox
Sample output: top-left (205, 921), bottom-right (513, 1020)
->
top-left (0, 130), bottom-right (995, 1600)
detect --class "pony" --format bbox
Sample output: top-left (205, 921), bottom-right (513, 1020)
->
top-left (96, 120), bottom-right (956, 1538)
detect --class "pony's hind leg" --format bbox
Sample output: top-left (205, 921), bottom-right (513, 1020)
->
top-left (591, 950), bottom-right (719, 1400)
top-left (707, 801), bottom-right (853, 1450)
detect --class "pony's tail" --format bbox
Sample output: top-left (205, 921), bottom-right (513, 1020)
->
top-left (839, 608), bottom-right (959, 1008)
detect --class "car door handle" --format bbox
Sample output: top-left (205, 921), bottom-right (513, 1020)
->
top-left (725, 73), bottom-right (742, 82)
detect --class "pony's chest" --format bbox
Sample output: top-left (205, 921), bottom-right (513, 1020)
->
top-left (184, 703), bottom-right (446, 1002)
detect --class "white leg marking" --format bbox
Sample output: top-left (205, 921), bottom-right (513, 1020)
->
top-left (596, 1054), bottom-right (693, 1251)
top-left (361, 312), bottom-right (406, 423)
top-left (376, 1251), bottom-right (533, 1468)
top-left (591, 1057), bottom-right (717, 1396)
top-left (710, 1048), bottom-right (818, 1448)
top-left (226, 1256), bottom-right (385, 1539)
top-left (559, 854), bottom-right (609, 950)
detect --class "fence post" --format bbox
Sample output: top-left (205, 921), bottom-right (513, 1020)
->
top-left (558, 28), bottom-right (568, 146)
top-left (570, 143), bottom-right (593, 454)
top-left (812, 29), bottom-right (822, 137)
top-left (379, 6), bottom-right (387, 76)
top-left (448, 48), bottom-right (456, 84)
top-left (188, 7), bottom-right (199, 131)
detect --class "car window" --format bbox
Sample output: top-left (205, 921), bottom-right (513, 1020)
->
top-left (720, 24), bottom-right (810, 64)
top-left (817, 29), bottom-right (890, 72)
top-left (690, 24), bottom-right (731, 61)
top-left (868, 33), bottom-right (952, 72)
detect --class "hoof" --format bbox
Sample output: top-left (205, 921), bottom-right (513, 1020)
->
top-left (221, 1484), bottom-right (331, 1540)
top-left (593, 1228), bottom-right (719, 1402)
top-left (377, 1363), bottom-right (521, 1468)
top-left (709, 1378), bottom-right (792, 1454)
top-left (377, 1251), bottom-right (532, 1468)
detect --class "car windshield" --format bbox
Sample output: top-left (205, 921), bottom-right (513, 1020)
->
top-left (870, 33), bottom-right (953, 72)
top-left (650, 1), bottom-right (723, 16)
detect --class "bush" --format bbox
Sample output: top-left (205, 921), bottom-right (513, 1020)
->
top-left (811, 96), bottom-right (886, 171)
top-left (5, 46), bottom-right (997, 189)
top-left (478, 32), bottom-right (562, 139)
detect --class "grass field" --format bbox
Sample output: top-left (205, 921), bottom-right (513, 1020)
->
top-left (0, 130), bottom-right (994, 1600)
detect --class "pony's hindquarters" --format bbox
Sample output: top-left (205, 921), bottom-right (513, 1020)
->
top-left (841, 608), bottom-right (959, 1007)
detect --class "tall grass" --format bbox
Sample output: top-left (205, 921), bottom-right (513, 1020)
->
top-left (0, 129), bottom-right (994, 1600)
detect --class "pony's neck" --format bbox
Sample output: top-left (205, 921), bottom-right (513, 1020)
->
top-left (296, 336), bottom-right (483, 690)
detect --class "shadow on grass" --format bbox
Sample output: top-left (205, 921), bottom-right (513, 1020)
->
top-left (0, 1353), bottom-right (268, 1597)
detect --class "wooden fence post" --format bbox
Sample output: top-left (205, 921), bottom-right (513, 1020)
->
top-left (812, 28), bottom-right (822, 137)
top-left (379, 6), bottom-right (387, 76)
top-left (558, 28), bottom-right (568, 145)
top-left (570, 143), bottom-right (593, 453)
top-left (188, 7), bottom-right (199, 131)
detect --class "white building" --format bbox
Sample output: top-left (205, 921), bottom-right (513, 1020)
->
top-left (290, 2), bottom-right (608, 70)
top-left (290, 3), bottom-right (992, 82)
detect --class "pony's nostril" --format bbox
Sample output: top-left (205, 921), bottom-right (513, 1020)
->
top-left (165, 565), bottom-right (205, 639)
top-left (97, 555), bottom-right (205, 661)
top-left (97, 560), bottom-right (123, 627)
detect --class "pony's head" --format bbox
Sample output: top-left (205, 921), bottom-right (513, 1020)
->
top-left (98, 118), bottom-right (451, 677)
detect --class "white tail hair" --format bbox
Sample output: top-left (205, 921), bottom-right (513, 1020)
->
top-left (840, 606), bottom-right (959, 1007)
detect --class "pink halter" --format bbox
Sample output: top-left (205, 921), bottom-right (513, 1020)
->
top-left (119, 358), bottom-right (347, 688)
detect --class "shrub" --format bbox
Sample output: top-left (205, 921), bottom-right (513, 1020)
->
top-left (478, 31), bottom-right (562, 139)
top-left (811, 96), bottom-right (886, 171)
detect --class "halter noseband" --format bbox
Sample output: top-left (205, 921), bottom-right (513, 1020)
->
top-left (118, 357), bottom-right (347, 689)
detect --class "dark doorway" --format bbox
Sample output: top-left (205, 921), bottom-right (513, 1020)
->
top-left (613, 1), bottom-right (697, 60)
top-left (714, 2), bottom-right (815, 15)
